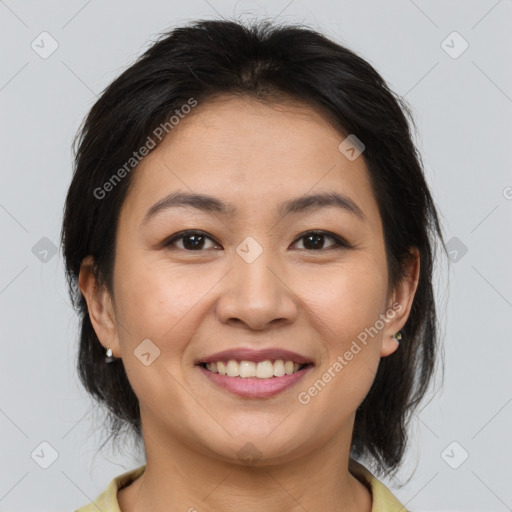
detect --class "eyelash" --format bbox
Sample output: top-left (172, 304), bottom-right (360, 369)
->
top-left (161, 229), bottom-right (351, 252)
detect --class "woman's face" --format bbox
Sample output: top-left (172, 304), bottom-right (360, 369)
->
top-left (83, 96), bottom-right (418, 465)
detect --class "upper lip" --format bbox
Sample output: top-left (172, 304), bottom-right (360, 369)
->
top-left (196, 348), bottom-right (313, 365)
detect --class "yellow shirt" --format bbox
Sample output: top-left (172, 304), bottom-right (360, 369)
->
top-left (74, 459), bottom-right (409, 511)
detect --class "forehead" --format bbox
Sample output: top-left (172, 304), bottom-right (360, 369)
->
top-left (120, 95), bottom-right (381, 228)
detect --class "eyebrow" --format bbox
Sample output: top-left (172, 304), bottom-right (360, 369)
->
top-left (142, 190), bottom-right (365, 224)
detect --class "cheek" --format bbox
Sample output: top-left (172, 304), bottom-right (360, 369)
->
top-left (112, 252), bottom-right (202, 341)
top-left (296, 265), bottom-right (386, 420)
top-left (303, 260), bottom-right (388, 341)
top-left (294, 257), bottom-right (388, 402)
top-left (111, 257), bottom-right (207, 410)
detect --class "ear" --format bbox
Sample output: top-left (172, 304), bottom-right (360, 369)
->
top-left (380, 247), bottom-right (420, 357)
top-left (78, 255), bottom-right (121, 358)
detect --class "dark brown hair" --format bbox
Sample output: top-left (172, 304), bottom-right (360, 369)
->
top-left (61, 18), bottom-right (446, 478)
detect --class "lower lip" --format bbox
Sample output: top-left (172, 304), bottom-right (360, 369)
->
top-left (198, 364), bottom-right (313, 398)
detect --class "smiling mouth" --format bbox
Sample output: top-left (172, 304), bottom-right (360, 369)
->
top-left (199, 359), bottom-right (312, 379)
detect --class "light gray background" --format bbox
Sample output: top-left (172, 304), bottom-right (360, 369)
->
top-left (1, 1), bottom-right (511, 511)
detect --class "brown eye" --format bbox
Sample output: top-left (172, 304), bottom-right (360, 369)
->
top-left (163, 231), bottom-right (220, 251)
top-left (291, 230), bottom-right (350, 251)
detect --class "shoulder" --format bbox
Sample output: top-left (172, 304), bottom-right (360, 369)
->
top-left (349, 458), bottom-right (410, 512)
top-left (74, 465), bottom-right (146, 512)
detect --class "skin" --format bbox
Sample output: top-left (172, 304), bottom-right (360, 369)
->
top-left (79, 95), bottom-right (419, 512)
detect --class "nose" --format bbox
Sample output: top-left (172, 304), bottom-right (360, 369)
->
top-left (215, 246), bottom-right (299, 331)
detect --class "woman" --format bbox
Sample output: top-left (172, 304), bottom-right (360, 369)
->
top-left (64, 18), bottom-right (445, 512)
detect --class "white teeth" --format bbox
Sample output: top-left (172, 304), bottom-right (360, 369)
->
top-left (226, 360), bottom-right (239, 377)
top-left (217, 361), bottom-right (227, 375)
top-left (273, 359), bottom-right (285, 377)
top-left (206, 362), bottom-right (218, 373)
top-left (239, 361), bottom-right (256, 378)
top-left (204, 359), bottom-right (306, 378)
top-left (256, 360), bottom-right (274, 378)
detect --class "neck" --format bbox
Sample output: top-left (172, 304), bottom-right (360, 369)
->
top-left (118, 421), bottom-right (372, 512)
